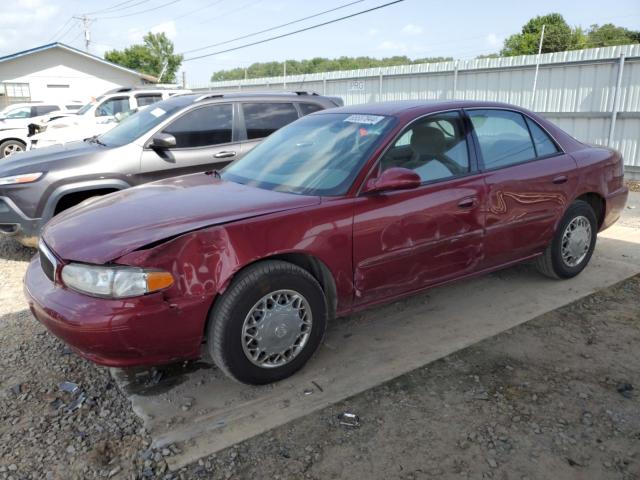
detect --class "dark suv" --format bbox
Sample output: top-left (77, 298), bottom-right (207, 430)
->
top-left (0, 91), bottom-right (341, 246)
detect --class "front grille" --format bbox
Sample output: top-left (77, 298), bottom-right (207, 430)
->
top-left (39, 241), bottom-right (58, 282)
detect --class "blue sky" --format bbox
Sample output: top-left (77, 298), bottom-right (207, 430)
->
top-left (2, 0), bottom-right (639, 84)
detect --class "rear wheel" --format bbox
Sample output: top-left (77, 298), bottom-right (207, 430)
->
top-left (535, 200), bottom-right (597, 279)
top-left (0, 140), bottom-right (25, 158)
top-left (208, 260), bottom-right (328, 384)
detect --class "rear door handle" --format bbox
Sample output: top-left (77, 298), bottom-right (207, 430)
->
top-left (552, 175), bottom-right (568, 184)
top-left (214, 151), bottom-right (236, 159)
top-left (458, 197), bottom-right (477, 209)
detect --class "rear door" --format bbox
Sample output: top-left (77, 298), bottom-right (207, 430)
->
top-left (138, 102), bottom-right (238, 182)
top-left (466, 109), bottom-right (578, 268)
top-left (238, 102), bottom-right (300, 156)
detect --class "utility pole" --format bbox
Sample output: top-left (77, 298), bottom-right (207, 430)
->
top-left (531, 24), bottom-right (545, 109)
top-left (182, 71), bottom-right (187, 89)
top-left (73, 15), bottom-right (93, 52)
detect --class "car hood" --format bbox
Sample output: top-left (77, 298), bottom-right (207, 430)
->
top-left (42, 173), bottom-right (321, 264)
top-left (0, 141), bottom-right (104, 176)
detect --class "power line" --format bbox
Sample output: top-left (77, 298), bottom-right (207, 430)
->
top-left (172, 0), bottom-right (227, 22)
top-left (195, 0), bottom-right (263, 26)
top-left (49, 17), bottom-right (74, 42)
top-left (84, 0), bottom-right (152, 16)
top-left (184, 0), bottom-right (407, 62)
top-left (96, 0), bottom-right (183, 19)
top-left (181, 0), bottom-right (366, 55)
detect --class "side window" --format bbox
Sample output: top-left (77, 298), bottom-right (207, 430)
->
top-left (298, 103), bottom-right (324, 116)
top-left (525, 117), bottom-right (559, 157)
top-left (163, 104), bottom-right (233, 148)
top-left (96, 97), bottom-right (130, 117)
top-left (380, 111), bottom-right (470, 182)
top-left (468, 110), bottom-right (535, 168)
top-left (4, 106), bottom-right (31, 119)
top-left (135, 94), bottom-right (162, 107)
top-left (242, 103), bottom-right (299, 140)
top-left (33, 105), bottom-right (59, 116)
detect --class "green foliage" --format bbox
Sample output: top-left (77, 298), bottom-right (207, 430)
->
top-left (210, 55), bottom-right (453, 81)
top-left (587, 23), bottom-right (640, 47)
top-left (499, 13), bottom-right (638, 56)
top-left (105, 32), bottom-right (183, 82)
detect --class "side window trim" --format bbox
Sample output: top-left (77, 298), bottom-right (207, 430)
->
top-left (154, 103), bottom-right (235, 150)
top-left (358, 109), bottom-right (479, 195)
top-left (464, 107), bottom-right (565, 172)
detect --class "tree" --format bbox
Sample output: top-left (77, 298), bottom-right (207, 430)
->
top-left (587, 23), bottom-right (640, 47)
top-left (501, 13), bottom-right (586, 56)
top-left (210, 55), bottom-right (453, 81)
top-left (105, 32), bottom-right (183, 82)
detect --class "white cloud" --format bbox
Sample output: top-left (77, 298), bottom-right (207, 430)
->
top-left (485, 33), bottom-right (504, 48)
top-left (0, 0), bottom-right (59, 52)
top-left (377, 40), bottom-right (408, 53)
top-left (368, 28), bottom-right (380, 37)
top-left (127, 21), bottom-right (177, 46)
top-left (151, 21), bottom-right (177, 40)
top-left (402, 24), bottom-right (423, 36)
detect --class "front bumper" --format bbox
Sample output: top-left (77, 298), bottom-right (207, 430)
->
top-left (24, 255), bottom-right (206, 367)
top-left (0, 196), bottom-right (40, 246)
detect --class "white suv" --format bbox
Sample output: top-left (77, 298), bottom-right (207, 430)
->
top-left (0, 102), bottom-right (82, 158)
top-left (28, 86), bottom-right (190, 150)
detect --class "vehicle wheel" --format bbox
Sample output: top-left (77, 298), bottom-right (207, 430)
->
top-left (535, 200), bottom-right (597, 279)
top-left (208, 260), bottom-right (328, 385)
top-left (0, 140), bottom-right (26, 158)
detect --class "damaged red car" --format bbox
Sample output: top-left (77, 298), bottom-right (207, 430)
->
top-left (25, 101), bottom-right (628, 384)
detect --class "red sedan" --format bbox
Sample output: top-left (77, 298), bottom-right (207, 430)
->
top-left (25, 101), bottom-right (628, 384)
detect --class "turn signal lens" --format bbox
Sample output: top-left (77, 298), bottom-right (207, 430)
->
top-left (146, 271), bottom-right (174, 292)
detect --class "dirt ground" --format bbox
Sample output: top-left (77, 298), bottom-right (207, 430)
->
top-left (0, 198), bottom-right (639, 479)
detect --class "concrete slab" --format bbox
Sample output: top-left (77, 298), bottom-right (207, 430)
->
top-left (112, 224), bottom-right (640, 470)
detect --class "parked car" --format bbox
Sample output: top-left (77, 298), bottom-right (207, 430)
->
top-left (0, 91), bottom-right (341, 246)
top-left (0, 102), bottom-right (83, 158)
top-left (24, 100), bottom-right (628, 385)
top-left (27, 86), bottom-right (190, 150)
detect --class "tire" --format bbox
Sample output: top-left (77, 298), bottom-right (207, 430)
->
top-left (535, 200), bottom-right (598, 279)
top-left (208, 260), bottom-right (328, 385)
top-left (0, 139), bottom-right (26, 158)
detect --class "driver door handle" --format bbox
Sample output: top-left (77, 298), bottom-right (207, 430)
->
top-left (214, 150), bottom-right (236, 159)
top-left (458, 196), bottom-right (478, 209)
top-left (552, 175), bottom-right (568, 184)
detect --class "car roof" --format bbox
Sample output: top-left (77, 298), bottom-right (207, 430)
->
top-left (318, 100), bottom-right (531, 117)
top-left (180, 91), bottom-right (337, 105)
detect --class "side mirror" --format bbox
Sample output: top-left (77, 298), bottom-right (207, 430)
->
top-left (149, 132), bottom-right (176, 149)
top-left (363, 167), bottom-right (421, 194)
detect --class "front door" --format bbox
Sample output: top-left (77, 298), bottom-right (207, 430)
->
top-left (352, 110), bottom-right (486, 306)
top-left (138, 103), bottom-right (239, 183)
top-left (466, 109), bottom-right (578, 268)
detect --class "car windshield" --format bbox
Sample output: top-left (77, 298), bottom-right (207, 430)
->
top-left (76, 97), bottom-right (103, 115)
top-left (223, 112), bottom-right (396, 196)
top-left (97, 96), bottom-right (193, 147)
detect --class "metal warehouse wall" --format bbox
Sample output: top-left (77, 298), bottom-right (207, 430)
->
top-left (193, 44), bottom-right (640, 174)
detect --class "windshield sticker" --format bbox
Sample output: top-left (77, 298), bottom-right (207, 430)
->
top-left (344, 114), bottom-right (384, 125)
top-left (150, 107), bottom-right (166, 118)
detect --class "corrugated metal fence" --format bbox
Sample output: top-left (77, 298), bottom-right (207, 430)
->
top-left (192, 44), bottom-right (640, 175)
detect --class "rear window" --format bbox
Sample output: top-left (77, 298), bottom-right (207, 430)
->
top-left (136, 94), bottom-right (162, 107)
top-left (242, 103), bottom-right (299, 140)
top-left (298, 102), bottom-right (324, 116)
top-left (33, 105), bottom-right (59, 116)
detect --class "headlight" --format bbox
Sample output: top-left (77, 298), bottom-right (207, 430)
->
top-left (0, 172), bottom-right (43, 185)
top-left (61, 263), bottom-right (174, 298)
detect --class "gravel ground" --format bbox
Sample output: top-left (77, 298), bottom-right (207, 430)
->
top-left (1, 218), bottom-right (639, 478)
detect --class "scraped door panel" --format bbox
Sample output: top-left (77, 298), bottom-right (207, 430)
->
top-left (352, 175), bottom-right (486, 306)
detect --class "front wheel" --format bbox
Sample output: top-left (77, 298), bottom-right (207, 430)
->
top-left (535, 200), bottom-right (598, 279)
top-left (207, 260), bottom-right (328, 385)
top-left (0, 139), bottom-right (26, 158)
